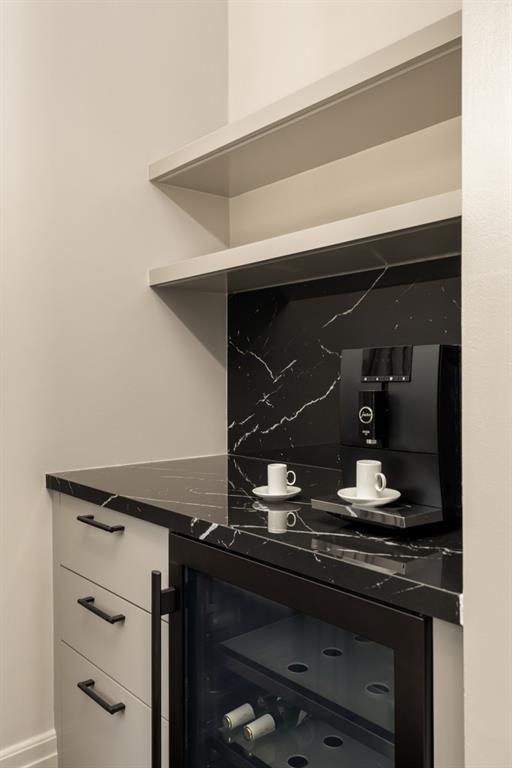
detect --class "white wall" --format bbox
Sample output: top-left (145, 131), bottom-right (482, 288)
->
top-left (0, 0), bottom-right (227, 758)
top-left (5, 2), bottom-right (509, 765)
top-left (227, 0), bottom-right (462, 248)
top-left (463, 2), bottom-right (512, 766)
top-left (228, 0), bottom-right (461, 120)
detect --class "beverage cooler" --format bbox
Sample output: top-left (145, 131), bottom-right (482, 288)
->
top-left (152, 535), bottom-right (432, 768)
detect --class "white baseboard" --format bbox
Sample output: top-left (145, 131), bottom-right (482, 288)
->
top-left (0, 730), bottom-right (57, 768)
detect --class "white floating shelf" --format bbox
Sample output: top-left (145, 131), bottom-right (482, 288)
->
top-left (149, 191), bottom-right (461, 294)
top-left (149, 13), bottom-right (461, 197)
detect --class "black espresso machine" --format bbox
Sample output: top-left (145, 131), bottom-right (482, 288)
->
top-left (312, 344), bottom-right (461, 529)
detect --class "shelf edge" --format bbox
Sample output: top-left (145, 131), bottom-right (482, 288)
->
top-left (148, 191), bottom-right (462, 289)
top-left (148, 12), bottom-right (461, 187)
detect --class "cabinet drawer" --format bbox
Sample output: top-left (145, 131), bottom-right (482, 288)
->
top-left (58, 566), bottom-right (169, 719)
top-left (60, 642), bottom-right (168, 768)
top-left (54, 494), bottom-right (168, 611)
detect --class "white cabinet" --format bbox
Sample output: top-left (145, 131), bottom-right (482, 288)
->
top-left (54, 493), bottom-right (168, 612)
top-left (60, 643), bottom-right (169, 768)
top-left (52, 492), bottom-right (169, 767)
top-left (57, 566), bottom-right (169, 719)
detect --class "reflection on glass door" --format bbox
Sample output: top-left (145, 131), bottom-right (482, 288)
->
top-left (185, 571), bottom-right (394, 768)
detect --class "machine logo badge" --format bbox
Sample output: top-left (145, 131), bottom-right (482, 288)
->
top-left (358, 406), bottom-right (374, 424)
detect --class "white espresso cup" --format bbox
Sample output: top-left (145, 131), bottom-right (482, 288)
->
top-left (356, 459), bottom-right (387, 499)
top-left (267, 463), bottom-right (296, 495)
top-left (267, 508), bottom-right (297, 534)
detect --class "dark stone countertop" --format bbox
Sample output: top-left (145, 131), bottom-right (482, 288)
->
top-left (46, 453), bottom-right (462, 624)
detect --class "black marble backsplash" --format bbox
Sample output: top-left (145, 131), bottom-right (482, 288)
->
top-left (228, 257), bottom-right (461, 467)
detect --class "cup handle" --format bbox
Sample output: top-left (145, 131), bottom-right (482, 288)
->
top-left (287, 511), bottom-right (297, 528)
top-left (375, 473), bottom-right (387, 492)
top-left (287, 470), bottom-right (296, 487)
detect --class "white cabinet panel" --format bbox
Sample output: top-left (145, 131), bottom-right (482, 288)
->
top-left (54, 495), bottom-right (168, 611)
top-left (58, 566), bottom-right (169, 719)
top-left (60, 642), bottom-right (168, 768)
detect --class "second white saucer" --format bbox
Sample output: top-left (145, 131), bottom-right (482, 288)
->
top-left (253, 485), bottom-right (301, 501)
top-left (337, 487), bottom-right (401, 506)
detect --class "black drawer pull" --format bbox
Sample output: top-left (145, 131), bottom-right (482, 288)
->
top-left (77, 596), bottom-right (125, 624)
top-left (77, 679), bottom-right (125, 714)
top-left (77, 514), bottom-right (125, 533)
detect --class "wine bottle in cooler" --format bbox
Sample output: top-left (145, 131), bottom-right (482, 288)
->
top-left (222, 693), bottom-right (276, 731)
top-left (243, 700), bottom-right (307, 743)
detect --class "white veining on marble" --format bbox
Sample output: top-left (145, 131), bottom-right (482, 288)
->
top-left (394, 583), bottom-right (424, 595)
top-left (231, 457), bottom-right (254, 487)
top-left (199, 523), bottom-right (219, 540)
top-left (101, 493), bottom-right (119, 507)
top-left (261, 375), bottom-right (340, 435)
top-left (232, 422), bottom-right (260, 452)
top-left (132, 495), bottom-right (224, 510)
top-left (319, 343), bottom-right (342, 358)
top-left (274, 359), bottom-right (297, 382)
top-left (293, 510), bottom-right (315, 532)
top-left (322, 265), bottom-right (389, 327)
top-left (229, 340), bottom-right (296, 384)
top-left (394, 281), bottom-right (416, 302)
top-left (369, 575), bottom-right (395, 590)
top-left (257, 385), bottom-right (284, 408)
top-left (225, 528), bottom-right (241, 548)
top-left (228, 413), bottom-right (255, 430)
top-left (160, 474), bottom-right (225, 483)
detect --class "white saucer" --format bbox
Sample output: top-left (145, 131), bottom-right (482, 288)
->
top-left (337, 487), bottom-right (401, 507)
top-left (253, 485), bottom-right (301, 501)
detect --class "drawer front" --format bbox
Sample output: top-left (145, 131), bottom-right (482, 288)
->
top-left (58, 566), bottom-right (169, 719)
top-left (60, 642), bottom-right (169, 768)
top-left (54, 494), bottom-right (168, 611)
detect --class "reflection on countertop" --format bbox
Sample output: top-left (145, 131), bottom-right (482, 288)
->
top-left (46, 453), bottom-right (462, 624)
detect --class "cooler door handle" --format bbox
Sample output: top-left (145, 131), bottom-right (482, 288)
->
top-left (151, 571), bottom-right (177, 768)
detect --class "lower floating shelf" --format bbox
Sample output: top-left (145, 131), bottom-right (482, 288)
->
top-left (149, 193), bottom-right (461, 293)
top-left (214, 716), bottom-right (393, 768)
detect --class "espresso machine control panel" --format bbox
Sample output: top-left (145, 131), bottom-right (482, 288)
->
top-left (358, 346), bottom-right (412, 447)
top-left (361, 346), bottom-right (412, 383)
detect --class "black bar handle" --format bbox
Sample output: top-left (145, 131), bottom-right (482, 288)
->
top-left (77, 514), bottom-right (125, 533)
top-left (77, 679), bottom-right (125, 715)
top-left (151, 571), bottom-right (176, 768)
top-left (151, 571), bottom-right (162, 768)
top-left (77, 596), bottom-right (125, 624)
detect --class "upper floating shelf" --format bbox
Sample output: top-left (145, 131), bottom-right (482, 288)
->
top-left (149, 13), bottom-right (461, 197)
top-left (149, 191), bottom-right (461, 294)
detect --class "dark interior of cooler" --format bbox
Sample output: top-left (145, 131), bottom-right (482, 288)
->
top-left (186, 571), bottom-right (395, 767)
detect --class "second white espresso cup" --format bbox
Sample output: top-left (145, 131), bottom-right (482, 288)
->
top-left (356, 459), bottom-right (387, 499)
top-left (267, 463), bottom-right (296, 495)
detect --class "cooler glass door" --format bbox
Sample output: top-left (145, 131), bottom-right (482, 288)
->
top-left (168, 535), bottom-right (431, 768)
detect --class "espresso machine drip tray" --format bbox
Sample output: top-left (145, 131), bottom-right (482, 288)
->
top-left (311, 497), bottom-right (444, 529)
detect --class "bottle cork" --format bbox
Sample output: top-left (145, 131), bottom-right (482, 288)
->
top-left (223, 703), bottom-right (256, 730)
top-left (243, 714), bottom-right (276, 743)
